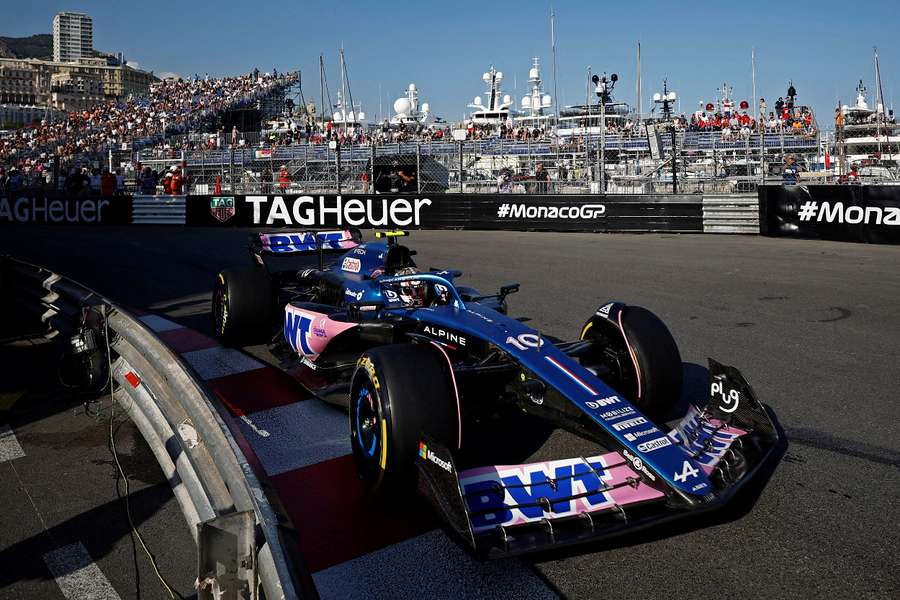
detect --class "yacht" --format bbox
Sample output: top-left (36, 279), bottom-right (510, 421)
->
top-left (837, 80), bottom-right (900, 167)
top-left (467, 66), bottom-right (515, 127)
top-left (390, 83), bottom-right (439, 127)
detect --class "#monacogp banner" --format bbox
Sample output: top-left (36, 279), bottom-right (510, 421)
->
top-left (185, 194), bottom-right (702, 232)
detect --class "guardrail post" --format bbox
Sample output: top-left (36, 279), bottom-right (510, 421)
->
top-left (458, 140), bottom-right (464, 193)
top-left (416, 144), bottom-right (422, 194)
top-left (197, 511), bottom-right (256, 600)
top-left (370, 144), bottom-right (375, 193)
top-left (335, 143), bottom-right (342, 195)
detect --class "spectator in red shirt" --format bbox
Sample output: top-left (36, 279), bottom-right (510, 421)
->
top-left (170, 167), bottom-right (184, 194)
top-left (100, 168), bottom-right (117, 197)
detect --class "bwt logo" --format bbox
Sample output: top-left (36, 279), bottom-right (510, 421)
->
top-left (462, 459), bottom-right (612, 531)
top-left (284, 311), bottom-right (313, 355)
top-left (798, 200), bottom-right (900, 225)
top-left (496, 203), bottom-right (606, 219)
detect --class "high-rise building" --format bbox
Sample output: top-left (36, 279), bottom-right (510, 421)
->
top-left (52, 12), bottom-right (93, 63)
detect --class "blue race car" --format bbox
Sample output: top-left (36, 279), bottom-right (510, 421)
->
top-left (211, 229), bottom-right (780, 557)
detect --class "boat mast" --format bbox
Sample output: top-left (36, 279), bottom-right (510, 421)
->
top-left (340, 47), bottom-right (356, 133)
top-left (320, 55), bottom-right (335, 132)
top-left (319, 55), bottom-right (326, 130)
top-left (550, 7), bottom-right (560, 133)
top-left (874, 47), bottom-right (888, 159)
top-left (339, 46), bottom-right (347, 133)
top-left (636, 41), bottom-right (641, 125)
top-left (751, 48), bottom-right (757, 119)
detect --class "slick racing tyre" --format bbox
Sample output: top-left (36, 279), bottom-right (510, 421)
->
top-left (349, 344), bottom-right (458, 493)
top-left (212, 266), bottom-right (274, 345)
top-left (579, 305), bottom-right (683, 421)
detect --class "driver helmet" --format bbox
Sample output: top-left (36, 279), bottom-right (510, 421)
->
top-left (393, 266), bottom-right (427, 307)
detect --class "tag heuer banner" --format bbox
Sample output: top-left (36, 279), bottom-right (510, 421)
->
top-left (184, 194), bottom-right (703, 232)
top-left (0, 194), bottom-right (132, 225)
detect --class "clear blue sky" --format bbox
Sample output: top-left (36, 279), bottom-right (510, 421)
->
top-left (6, 1), bottom-right (899, 128)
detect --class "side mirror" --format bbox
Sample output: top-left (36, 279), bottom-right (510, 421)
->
top-left (499, 283), bottom-right (520, 299)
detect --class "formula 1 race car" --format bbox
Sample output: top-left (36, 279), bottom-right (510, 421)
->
top-left (211, 229), bottom-right (780, 557)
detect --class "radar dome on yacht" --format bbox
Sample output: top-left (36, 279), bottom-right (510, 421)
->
top-left (421, 102), bottom-right (430, 113)
top-left (529, 67), bottom-right (539, 80)
top-left (482, 73), bottom-right (491, 83)
top-left (541, 94), bottom-right (552, 107)
top-left (347, 111), bottom-right (356, 121)
top-left (521, 97), bottom-right (532, 108)
top-left (502, 94), bottom-right (511, 104)
top-left (653, 93), bottom-right (662, 102)
top-left (474, 95), bottom-right (482, 106)
top-left (408, 83), bottom-right (416, 91)
top-left (496, 71), bottom-right (504, 81)
top-left (357, 111), bottom-right (365, 120)
top-left (393, 97), bottom-right (411, 115)
top-left (333, 111), bottom-right (342, 121)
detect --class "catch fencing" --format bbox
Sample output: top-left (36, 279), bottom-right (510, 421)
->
top-left (127, 130), bottom-right (827, 197)
top-left (1, 256), bottom-right (318, 599)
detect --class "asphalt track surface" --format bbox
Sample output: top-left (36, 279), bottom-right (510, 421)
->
top-left (2, 225), bottom-right (899, 599)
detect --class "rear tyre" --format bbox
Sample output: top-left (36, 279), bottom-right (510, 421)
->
top-left (212, 267), bottom-right (274, 345)
top-left (349, 344), bottom-right (458, 493)
top-left (580, 305), bottom-right (683, 421)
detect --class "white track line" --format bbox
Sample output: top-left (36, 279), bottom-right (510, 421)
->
top-left (313, 530), bottom-right (557, 599)
top-left (0, 424), bottom-right (25, 462)
top-left (137, 314), bottom-right (183, 332)
top-left (235, 400), bottom-right (350, 476)
top-left (43, 542), bottom-right (121, 600)
top-left (181, 346), bottom-right (264, 380)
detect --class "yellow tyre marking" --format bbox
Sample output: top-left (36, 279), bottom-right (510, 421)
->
top-left (378, 419), bottom-right (388, 469)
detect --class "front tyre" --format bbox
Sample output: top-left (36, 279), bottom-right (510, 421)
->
top-left (580, 305), bottom-right (683, 421)
top-left (212, 266), bottom-right (274, 345)
top-left (349, 344), bottom-right (458, 493)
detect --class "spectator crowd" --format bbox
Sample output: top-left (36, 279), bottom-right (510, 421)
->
top-left (0, 71), bottom-right (294, 179)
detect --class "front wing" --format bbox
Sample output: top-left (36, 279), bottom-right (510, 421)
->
top-left (415, 359), bottom-right (780, 558)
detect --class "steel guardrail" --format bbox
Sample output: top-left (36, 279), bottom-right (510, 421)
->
top-left (1, 255), bottom-right (317, 600)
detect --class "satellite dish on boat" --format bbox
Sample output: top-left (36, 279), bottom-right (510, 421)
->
top-left (496, 71), bottom-right (504, 81)
top-left (408, 83), bottom-right (417, 91)
top-left (502, 94), bottom-right (511, 105)
top-left (474, 95), bottom-right (482, 106)
top-left (482, 72), bottom-right (491, 82)
top-left (358, 111), bottom-right (366, 120)
top-left (393, 97), bottom-right (411, 116)
top-left (529, 67), bottom-right (539, 80)
top-left (542, 94), bottom-right (552, 108)
top-left (521, 97), bottom-right (532, 108)
top-left (421, 102), bottom-right (430, 113)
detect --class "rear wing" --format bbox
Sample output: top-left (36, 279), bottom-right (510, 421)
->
top-left (249, 229), bottom-right (361, 270)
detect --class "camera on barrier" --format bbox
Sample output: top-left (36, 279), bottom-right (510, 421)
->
top-left (58, 310), bottom-right (109, 392)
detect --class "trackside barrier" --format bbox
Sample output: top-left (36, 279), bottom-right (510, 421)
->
top-left (132, 195), bottom-right (187, 224)
top-left (2, 191), bottom-right (783, 235)
top-left (702, 194), bottom-right (760, 234)
top-left (0, 256), bottom-right (317, 600)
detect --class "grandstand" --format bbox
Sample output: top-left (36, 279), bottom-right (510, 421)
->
top-left (0, 71), bottom-right (297, 191)
top-left (1, 67), bottom-right (827, 195)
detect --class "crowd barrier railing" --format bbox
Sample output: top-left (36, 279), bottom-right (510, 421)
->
top-left (1, 256), bottom-right (318, 600)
